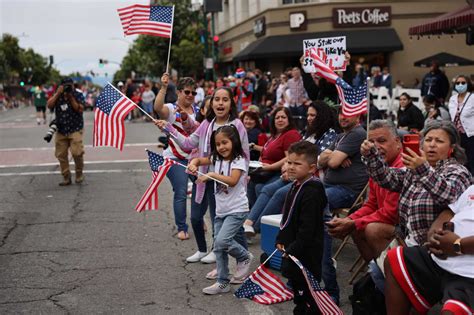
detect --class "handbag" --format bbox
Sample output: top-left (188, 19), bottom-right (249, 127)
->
top-left (249, 168), bottom-right (279, 184)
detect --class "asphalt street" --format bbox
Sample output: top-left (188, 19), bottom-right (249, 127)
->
top-left (0, 106), bottom-right (357, 314)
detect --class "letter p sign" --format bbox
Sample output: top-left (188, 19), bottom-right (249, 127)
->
top-left (290, 12), bottom-right (306, 29)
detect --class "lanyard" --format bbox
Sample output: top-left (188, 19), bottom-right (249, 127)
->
top-left (279, 177), bottom-right (315, 230)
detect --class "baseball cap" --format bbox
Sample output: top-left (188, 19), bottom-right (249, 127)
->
top-left (61, 77), bottom-right (73, 85)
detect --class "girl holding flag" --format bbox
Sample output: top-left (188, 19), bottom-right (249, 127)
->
top-left (155, 87), bottom-right (249, 277)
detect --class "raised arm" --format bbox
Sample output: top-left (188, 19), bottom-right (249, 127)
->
top-left (154, 73), bottom-right (170, 119)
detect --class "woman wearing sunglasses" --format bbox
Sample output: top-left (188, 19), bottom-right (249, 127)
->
top-left (154, 73), bottom-right (199, 240)
top-left (448, 75), bottom-right (474, 175)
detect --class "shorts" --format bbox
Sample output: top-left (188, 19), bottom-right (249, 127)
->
top-left (387, 246), bottom-right (474, 314)
top-left (35, 106), bottom-right (46, 113)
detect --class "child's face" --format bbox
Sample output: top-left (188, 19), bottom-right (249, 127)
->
top-left (214, 132), bottom-right (233, 160)
top-left (212, 89), bottom-right (231, 120)
top-left (286, 152), bottom-right (315, 183)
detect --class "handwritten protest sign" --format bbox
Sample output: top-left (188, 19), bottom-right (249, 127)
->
top-left (302, 36), bottom-right (346, 73)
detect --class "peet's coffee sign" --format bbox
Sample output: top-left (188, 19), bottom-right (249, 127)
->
top-left (333, 7), bottom-right (391, 28)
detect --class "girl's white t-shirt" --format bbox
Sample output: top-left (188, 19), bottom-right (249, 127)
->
top-left (213, 156), bottom-right (249, 217)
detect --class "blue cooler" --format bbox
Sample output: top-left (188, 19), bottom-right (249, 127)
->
top-left (260, 214), bottom-right (283, 270)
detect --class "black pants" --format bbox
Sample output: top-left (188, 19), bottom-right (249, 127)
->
top-left (460, 132), bottom-right (474, 175)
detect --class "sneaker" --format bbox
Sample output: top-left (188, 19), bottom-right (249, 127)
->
top-left (205, 268), bottom-right (218, 280)
top-left (244, 224), bottom-right (255, 237)
top-left (186, 251), bottom-right (207, 263)
top-left (200, 251), bottom-right (216, 264)
top-left (233, 253), bottom-right (254, 280)
top-left (230, 277), bottom-right (244, 285)
top-left (202, 282), bottom-right (230, 295)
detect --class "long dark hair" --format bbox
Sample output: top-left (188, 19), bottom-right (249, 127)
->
top-left (305, 101), bottom-right (338, 139)
top-left (205, 87), bottom-right (239, 122)
top-left (210, 125), bottom-right (244, 161)
top-left (269, 107), bottom-right (296, 137)
top-left (399, 92), bottom-right (414, 107)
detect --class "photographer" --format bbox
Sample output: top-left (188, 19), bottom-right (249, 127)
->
top-left (47, 78), bottom-right (85, 186)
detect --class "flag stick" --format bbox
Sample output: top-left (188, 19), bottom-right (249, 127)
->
top-left (165, 5), bottom-right (175, 73)
top-left (145, 149), bottom-right (229, 187)
top-left (366, 77), bottom-right (371, 140)
top-left (262, 248), bottom-right (279, 266)
top-left (108, 82), bottom-right (156, 122)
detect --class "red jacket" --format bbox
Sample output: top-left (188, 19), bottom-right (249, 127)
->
top-left (349, 153), bottom-right (403, 230)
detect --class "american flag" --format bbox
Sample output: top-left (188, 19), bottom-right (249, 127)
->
top-left (93, 84), bottom-right (135, 151)
top-left (234, 265), bottom-right (294, 305)
top-left (308, 49), bottom-right (368, 117)
top-left (117, 4), bottom-right (174, 38)
top-left (136, 151), bottom-right (174, 212)
top-left (289, 255), bottom-right (343, 315)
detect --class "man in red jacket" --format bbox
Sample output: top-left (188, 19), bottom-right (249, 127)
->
top-left (327, 120), bottom-right (403, 261)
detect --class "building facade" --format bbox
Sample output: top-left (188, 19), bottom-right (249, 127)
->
top-left (214, 0), bottom-right (474, 85)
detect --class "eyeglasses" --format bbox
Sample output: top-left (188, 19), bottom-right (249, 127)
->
top-left (455, 81), bottom-right (467, 85)
top-left (182, 90), bottom-right (197, 96)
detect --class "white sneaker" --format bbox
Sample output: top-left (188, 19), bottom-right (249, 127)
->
top-left (200, 251), bottom-right (216, 264)
top-left (186, 251), bottom-right (207, 263)
top-left (243, 224), bottom-right (255, 237)
top-left (233, 253), bottom-right (254, 280)
top-left (206, 268), bottom-right (218, 280)
top-left (202, 282), bottom-right (230, 295)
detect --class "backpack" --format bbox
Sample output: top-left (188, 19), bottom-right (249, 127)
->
top-left (349, 273), bottom-right (386, 315)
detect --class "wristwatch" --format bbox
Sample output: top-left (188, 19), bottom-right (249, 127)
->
top-left (453, 238), bottom-right (463, 255)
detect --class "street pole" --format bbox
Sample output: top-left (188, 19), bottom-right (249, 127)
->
top-left (211, 12), bottom-right (216, 81)
top-left (202, 9), bottom-right (210, 81)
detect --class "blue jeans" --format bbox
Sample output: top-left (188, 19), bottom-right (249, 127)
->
top-left (247, 174), bottom-right (280, 208)
top-left (251, 181), bottom-right (292, 232)
top-left (322, 205), bottom-right (340, 304)
top-left (165, 158), bottom-right (189, 232)
top-left (190, 180), bottom-right (216, 253)
top-left (324, 183), bottom-right (356, 211)
top-left (248, 178), bottom-right (288, 223)
top-left (214, 212), bottom-right (249, 284)
top-left (321, 184), bottom-right (356, 304)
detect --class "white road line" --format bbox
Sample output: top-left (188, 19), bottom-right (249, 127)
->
top-left (0, 143), bottom-right (159, 152)
top-left (0, 169), bottom-right (148, 177)
top-left (0, 159), bottom-right (148, 169)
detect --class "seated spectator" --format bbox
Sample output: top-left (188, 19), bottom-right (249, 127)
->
top-left (360, 120), bottom-right (471, 247)
top-left (423, 94), bottom-right (451, 126)
top-left (328, 120), bottom-right (403, 262)
top-left (241, 110), bottom-right (267, 161)
top-left (384, 185), bottom-right (474, 315)
top-left (397, 92), bottom-right (425, 133)
top-left (247, 107), bottom-right (301, 207)
top-left (317, 111), bottom-right (369, 304)
top-left (244, 101), bottom-right (338, 236)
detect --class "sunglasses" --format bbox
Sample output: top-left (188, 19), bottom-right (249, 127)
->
top-left (182, 90), bottom-right (197, 96)
top-left (455, 81), bottom-right (467, 85)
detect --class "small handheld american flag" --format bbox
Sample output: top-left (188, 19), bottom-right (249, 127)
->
top-left (135, 150), bottom-right (174, 212)
top-left (289, 255), bottom-right (343, 315)
top-left (93, 83), bottom-right (136, 151)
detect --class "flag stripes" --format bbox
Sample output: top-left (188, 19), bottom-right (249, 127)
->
top-left (117, 4), bottom-right (173, 38)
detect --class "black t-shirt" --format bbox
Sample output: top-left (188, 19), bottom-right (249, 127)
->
top-left (54, 90), bottom-right (85, 135)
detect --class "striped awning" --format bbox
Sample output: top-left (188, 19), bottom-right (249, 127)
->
top-left (409, 5), bottom-right (474, 35)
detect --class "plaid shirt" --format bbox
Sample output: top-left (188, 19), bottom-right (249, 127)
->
top-left (286, 76), bottom-right (306, 106)
top-left (363, 148), bottom-right (471, 245)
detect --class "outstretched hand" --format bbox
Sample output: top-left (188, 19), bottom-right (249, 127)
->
top-left (360, 140), bottom-right (375, 157)
top-left (154, 119), bottom-right (168, 130)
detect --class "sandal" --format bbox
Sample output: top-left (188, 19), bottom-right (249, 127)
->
top-left (177, 231), bottom-right (190, 240)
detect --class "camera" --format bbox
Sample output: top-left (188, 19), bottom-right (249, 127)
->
top-left (44, 119), bottom-right (58, 143)
top-left (63, 84), bottom-right (73, 93)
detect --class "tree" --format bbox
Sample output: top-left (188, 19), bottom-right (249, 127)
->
top-left (114, 0), bottom-right (204, 81)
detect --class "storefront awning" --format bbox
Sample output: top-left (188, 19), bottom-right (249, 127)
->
top-left (408, 5), bottom-right (474, 35)
top-left (234, 28), bottom-right (403, 62)
top-left (414, 52), bottom-right (474, 67)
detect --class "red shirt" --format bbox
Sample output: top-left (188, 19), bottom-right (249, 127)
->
top-left (349, 153), bottom-right (403, 230)
top-left (260, 129), bottom-right (301, 164)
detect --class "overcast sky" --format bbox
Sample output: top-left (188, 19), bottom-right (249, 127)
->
top-left (0, 0), bottom-right (150, 77)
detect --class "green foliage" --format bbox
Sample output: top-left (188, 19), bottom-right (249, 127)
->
top-left (0, 33), bottom-right (60, 85)
top-left (114, 0), bottom-right (205, 81)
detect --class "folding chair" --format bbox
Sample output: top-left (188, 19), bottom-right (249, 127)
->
top-left (332, 183), bottom-right (369, 261)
